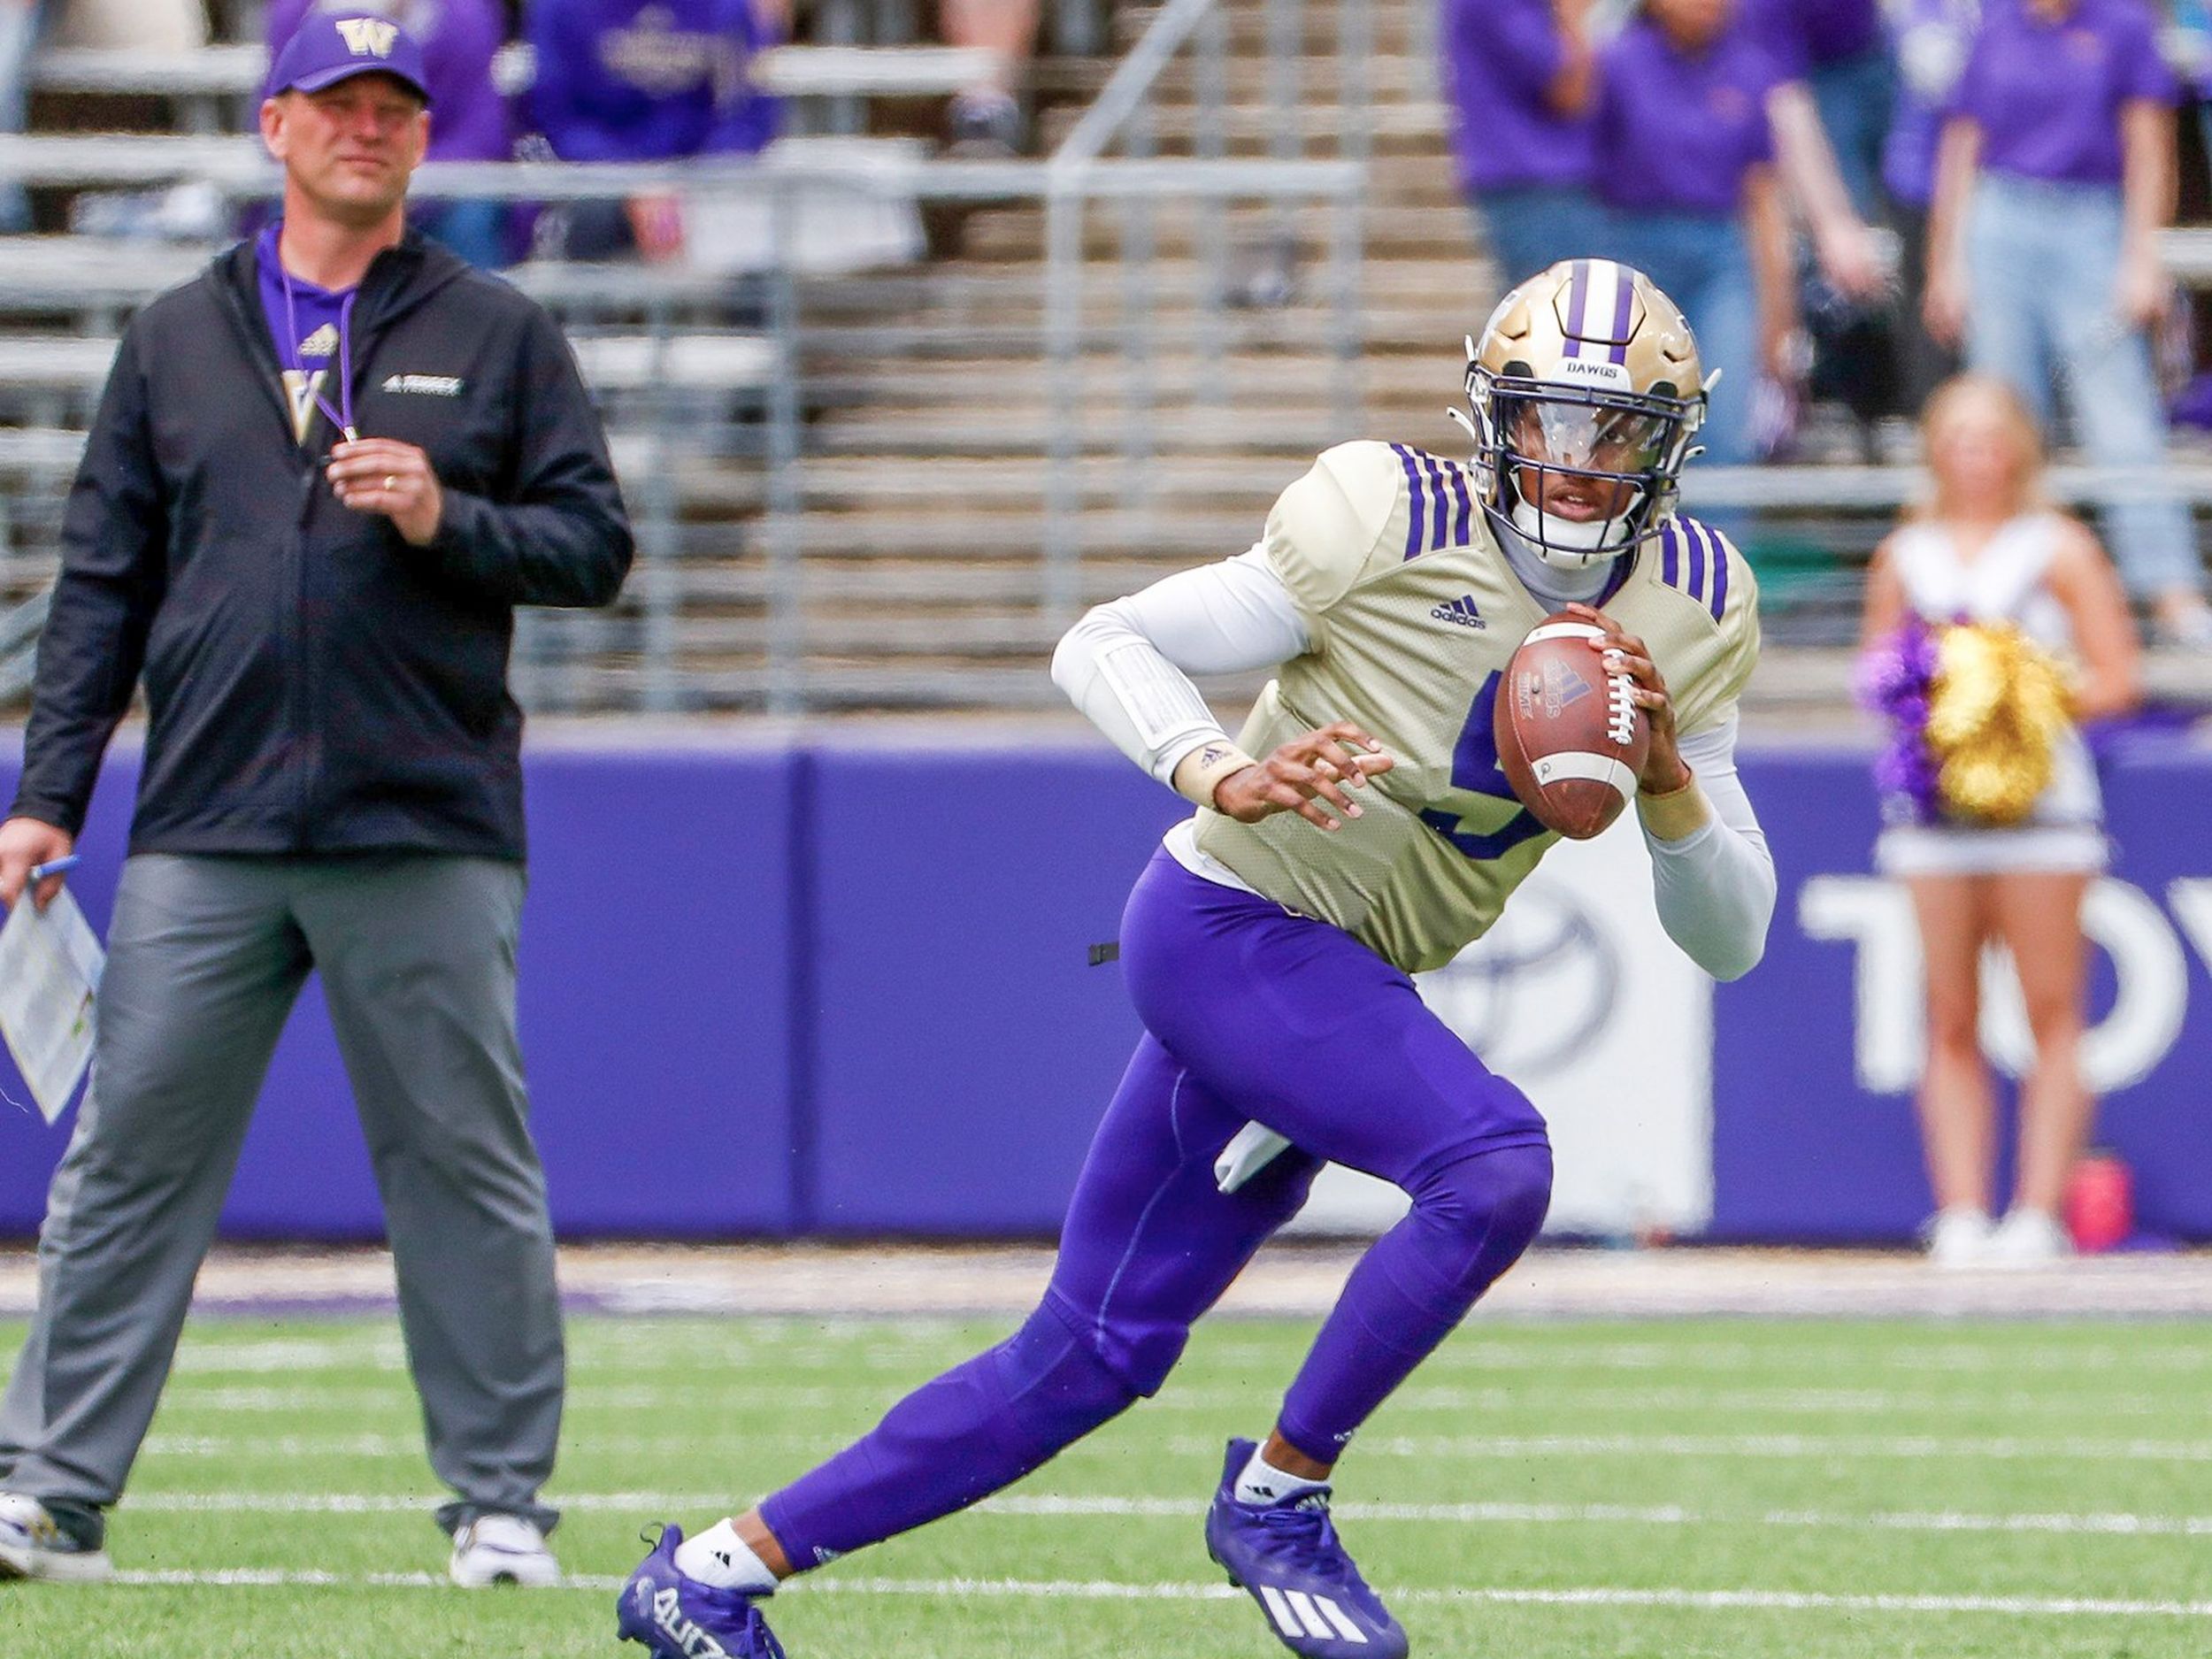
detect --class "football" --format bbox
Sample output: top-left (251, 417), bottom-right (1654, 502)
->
top-left (1493, 616), bottom-right (1650, 841)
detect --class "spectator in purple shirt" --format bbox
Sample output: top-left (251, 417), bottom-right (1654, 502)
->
top-left (1925, 0), bottom-right (2212, 644)
top-left (1593, 0), bottom-right (1798, 474)
top-left (267, 0), bottom-right (513, 267)
top-left (1441, 0), bottom-right (1601, 289)
top-left (528, 0), bottom-right (780, 262)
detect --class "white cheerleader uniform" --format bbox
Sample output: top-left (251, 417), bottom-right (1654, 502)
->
top-left (1874, 511), bottom-right (2108, 877)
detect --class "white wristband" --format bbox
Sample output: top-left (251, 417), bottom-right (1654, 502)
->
top-left (1172, 741), bottom-right (1258, 808)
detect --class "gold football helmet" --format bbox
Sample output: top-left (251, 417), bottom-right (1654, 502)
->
top-left (1455, 259), bottom-right (1708, 571)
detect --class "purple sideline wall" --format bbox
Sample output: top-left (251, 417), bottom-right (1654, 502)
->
top-left (4, 734), bottom-right (2211, 1242)
top-left (1711, 738), bottom-right (2212, 1242)
top-left (0, 735), bottom-right (802, 1238)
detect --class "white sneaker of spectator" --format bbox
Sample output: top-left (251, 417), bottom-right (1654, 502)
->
top-left (449, 1513), bottom-right (560, 1587)
top-left (1985, 1208), bottom-right (2074, 1266)
top-left (1924, 1205), bottom-right (1994, 1268)
top-left (0, 1493), bottom-right (113, 1582)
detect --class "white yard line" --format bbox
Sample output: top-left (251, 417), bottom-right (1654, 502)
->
top-left (144, 1330), bottom-right (2212, 1379)
top-left (144, 1379), bottom-right (2212, 1421)
top-left (115, 1489), bottom-right (2212, 1540)
top-left (93, 1569), bottom-right (2212, 1619)
top-left (137, 1426), bottom-right (2212, 1461)
top-left (139, 1432), bottom-right (846, 1458)
top-left (1170, 1432), bottom-right (2212, 1463)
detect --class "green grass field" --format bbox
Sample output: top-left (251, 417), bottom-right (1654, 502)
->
top-left (5, 1311), bottom-right (2211, 1658)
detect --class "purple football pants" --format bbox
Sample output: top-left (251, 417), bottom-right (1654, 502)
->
top-left (760, 848), bottom-right (1553, 1570)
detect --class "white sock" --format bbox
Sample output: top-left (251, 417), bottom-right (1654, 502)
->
top-left (1235, 1444), bottom-right (1329, 1508)
top-left (674, 1519), bottom-right (779, 1594)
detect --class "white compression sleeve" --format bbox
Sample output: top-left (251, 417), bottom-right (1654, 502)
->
top-left (1641, 710), bottom-right (1776, 981)
top-left (1050, 548), bottom-right (1310, 784)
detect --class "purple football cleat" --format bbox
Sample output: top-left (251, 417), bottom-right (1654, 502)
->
top-left (1204, 1440), bottom-right (1409, 1658)
top-left (617, 1525), bottom-right (787, 1659)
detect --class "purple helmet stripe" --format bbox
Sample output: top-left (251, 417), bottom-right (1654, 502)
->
top-left (1608, 266), bottom-right (1634, 365)
top-left (1447, 464), bottom-right (1473, 545)
top-left (1660, 521), bottom-right (1680, 588)
top-left (1704, 523), bottom-right (1730, 620)
top-left (1563, 259), bottom-right (1592, 359)
top-left (1686, 519), bottom-right (1709, 603)
top-left (1419, 452), bottom-right (1451, 549)
top-left (1391, 443), bottom-right (1428, 559)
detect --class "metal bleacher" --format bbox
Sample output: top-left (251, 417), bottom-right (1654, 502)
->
top-left (4, 2), bottom-right (2212, 718)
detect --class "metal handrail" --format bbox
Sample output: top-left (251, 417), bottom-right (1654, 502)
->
top-left (0, 589), bottom-right (50, 703)
top-left (1037, 0), bottom-right (1370, 623)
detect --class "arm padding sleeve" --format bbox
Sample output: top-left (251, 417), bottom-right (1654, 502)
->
top-left (1051, 548), bottom-right (1310, 783)
top-left (1642, 710), bottom-right (1776, 981)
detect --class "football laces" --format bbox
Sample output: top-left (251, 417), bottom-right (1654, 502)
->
top-left (1604, 664), bottom-right (1638, 749)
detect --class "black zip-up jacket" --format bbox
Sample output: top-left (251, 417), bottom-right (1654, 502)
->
top-left (11, 231), bottom-right (632, 859)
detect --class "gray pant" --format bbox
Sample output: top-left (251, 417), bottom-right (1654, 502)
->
top-left (0, 854), bottom-right (565, 1536)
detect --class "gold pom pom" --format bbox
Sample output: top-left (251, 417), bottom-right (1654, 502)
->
top-left (1926, 622), bottom-right (2073, 826)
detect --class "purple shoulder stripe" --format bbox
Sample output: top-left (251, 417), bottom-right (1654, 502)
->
top-left (1418, 451), bottom-right (1451, 551)
top-left (1389, 443), bottom-right (1427, 560)
top-left (1447, 464), bottom-right (1473, 545)
top-left (1702, 521), bottom-right (1731, 621)
top-left (1685, 519), bottom-right (1709, 604)
top-left (1659, 521), bottom-right (1680, 589)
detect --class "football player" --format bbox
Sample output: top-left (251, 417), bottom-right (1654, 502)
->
top-left (618, 258), bottom-right (1775, 1659)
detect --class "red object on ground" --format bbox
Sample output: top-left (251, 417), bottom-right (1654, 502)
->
top-left (2065, 1149), bottom-right (2134, 1253)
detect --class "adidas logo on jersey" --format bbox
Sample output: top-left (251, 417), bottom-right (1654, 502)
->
top-left (1430, 595), bottom-right (1486, 630)
top-left (381, 373), bottom-right (463, 396)
top-left (296, 324), bottom-right (339, 360)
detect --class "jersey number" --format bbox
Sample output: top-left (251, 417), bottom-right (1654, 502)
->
top-left (1417, 672), bottom-right (1549, 861)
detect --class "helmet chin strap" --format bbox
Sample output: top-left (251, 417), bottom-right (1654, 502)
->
top-left (1509, 492), bottom-right (1644, 569)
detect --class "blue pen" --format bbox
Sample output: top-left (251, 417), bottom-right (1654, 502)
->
top-left (27, 855), bottom-right (81, 883)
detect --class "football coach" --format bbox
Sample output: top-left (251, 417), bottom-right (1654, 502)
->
top-left (0, 14), bottom-right (630, 1588)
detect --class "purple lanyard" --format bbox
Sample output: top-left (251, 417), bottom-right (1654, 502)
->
top-left (278, 265), bottom-right (358, 445)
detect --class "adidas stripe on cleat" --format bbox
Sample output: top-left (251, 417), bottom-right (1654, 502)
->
top-left (1203, 1440), bottom-right (1408, 1659)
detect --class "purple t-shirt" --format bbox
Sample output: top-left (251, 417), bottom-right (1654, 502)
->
top-left (1594, 17), bottom-right (1781, 216)
top-left (256, 226), bottom-right (360, 450)
top-left (1441, 0), bottom-right (1594, 195)
top-left (1948, 0), bottom-right (2178, 188)
top-left (1882, 0), bottom-right (1975, 208)
top-left (267, 0), bottom-right (513, 164)
top-left (1744, 0), bottom-right (1883, 78)
top-left (529, 0), bottom-right (779, 162)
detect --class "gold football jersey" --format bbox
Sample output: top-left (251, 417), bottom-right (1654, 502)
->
top-left (1193, 439), bottom-right (1761, 973)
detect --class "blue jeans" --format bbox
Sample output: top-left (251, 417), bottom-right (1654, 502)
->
top-left (0, 1), bottom-right (45, 233)
top-left (413, 199), bottom-right (509, 269)
top-left (1808, 50), bottom-right (1895, 221)
top-left (1967, 173), bottom-right (2204, 599)
top-left (1594, 209), bottom-right (1758, 467)
top-left (1472, 186), bottom-right (1603, 290)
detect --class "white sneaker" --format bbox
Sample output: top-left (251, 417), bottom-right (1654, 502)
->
top-left (0, 1492), bottom-right (113, 1583)
top-left (1987, 1208), bottom-right (2074, 1266)
top-left (1925, 1206), bottom-right (1995, 1268)
top-left (449, 1513), bottom-right (559, 1588)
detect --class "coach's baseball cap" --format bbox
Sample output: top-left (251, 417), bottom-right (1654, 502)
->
top-left (265, 12), bottom-right (433, 106)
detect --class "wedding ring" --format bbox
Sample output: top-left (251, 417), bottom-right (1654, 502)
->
top-left (384, 475), bottom-right (397, 492)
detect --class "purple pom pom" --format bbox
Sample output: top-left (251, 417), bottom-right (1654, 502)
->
top-left (1856, 618), bottom-right (1940, 824)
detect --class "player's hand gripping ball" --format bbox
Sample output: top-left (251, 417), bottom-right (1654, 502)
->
top-left (1494, 614), bottom-right (1651, 841)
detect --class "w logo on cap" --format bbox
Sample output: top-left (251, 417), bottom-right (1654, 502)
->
top-left (334, 17), bottom-right (398, 57)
